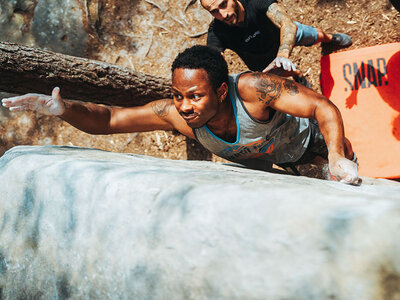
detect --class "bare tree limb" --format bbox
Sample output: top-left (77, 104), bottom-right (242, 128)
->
top-left (0, 42), bottom-right (172, 106)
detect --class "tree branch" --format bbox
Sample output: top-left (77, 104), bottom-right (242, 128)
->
top-left (0, 42), bottom-right (172, 106)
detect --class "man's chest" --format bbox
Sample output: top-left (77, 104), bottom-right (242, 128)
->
top-left (218, 21), bottom-right (280, 52)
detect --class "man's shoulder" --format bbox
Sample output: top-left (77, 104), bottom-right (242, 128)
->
top-left (236, 72), bottom-right (254, 87)
top-left (236, 72), bottom-right (284, 101)
top-left (246, 0), bottom-right (278, 14)
top-left (235, 72), bottom-right (257, 101)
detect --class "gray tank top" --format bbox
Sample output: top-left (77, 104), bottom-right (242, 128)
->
top-left (194, 73), bottom-right (311, 169)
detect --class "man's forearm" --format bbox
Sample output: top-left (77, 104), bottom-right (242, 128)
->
top-left (314, 99), bottom-right (360, 185)
top-left (61, 100), bottom-right (113, 135)
top-left (277, 23), bottom-right (297, 58)
top-left (314, 100), bottom-right (346, 156)
top-left (266, 3), bottom-right (297, 58)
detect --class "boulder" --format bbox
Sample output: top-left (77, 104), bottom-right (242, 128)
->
top-left (0, 145), bottom-right (400, 299)
top-left (0, 0), bottom-right (88, 56)
top-left (31, 0), bottom-right (88, 56)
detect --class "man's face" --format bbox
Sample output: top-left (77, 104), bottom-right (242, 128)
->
top-left (201, 0), bottom-right (244, 26)
top-left (172, 68), bottom-right (220, 128)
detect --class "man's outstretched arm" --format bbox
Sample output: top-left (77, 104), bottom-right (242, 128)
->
top-left (1, 87), bottom-right (180, 135)
top-left (239, 73), bottom-right (360, 185)
top-left (263, 3), bottom-right (297, 73)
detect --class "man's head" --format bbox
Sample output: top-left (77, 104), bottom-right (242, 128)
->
top-left (171, 45), bottom-right (229, 128)
top-left (200, 0), bottom-right (245, 26)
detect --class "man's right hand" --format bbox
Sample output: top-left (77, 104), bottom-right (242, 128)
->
top-left (1, 87), bottom-right (65, 116)
top-left (329, 153), bottom-right (361, 186)
top-left (263, 57), bottom-right (297, 73)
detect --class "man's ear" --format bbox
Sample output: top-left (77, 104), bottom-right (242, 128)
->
top-left (217, 82), bottom-right (228, 102)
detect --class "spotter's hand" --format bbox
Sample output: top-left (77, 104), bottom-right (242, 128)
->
top-left (329, 154), bottom-right (361, 186)
top-left (263, 57), bottom-right (297, 73)
top-left (1, 87), bottom-right (65, 116)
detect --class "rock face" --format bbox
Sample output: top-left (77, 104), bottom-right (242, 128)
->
top-left (0, 0), bottom-right (88, 56)
top-left (31, 0), bottom-right (88, 56)
top-left (0, 145), bottom-right (400, 299)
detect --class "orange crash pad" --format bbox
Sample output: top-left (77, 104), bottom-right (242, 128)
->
top-left (320, 43), bottom-right (400, 178)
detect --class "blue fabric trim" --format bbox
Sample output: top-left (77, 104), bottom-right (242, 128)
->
top-left (204, 91), bottom-right (240, 145)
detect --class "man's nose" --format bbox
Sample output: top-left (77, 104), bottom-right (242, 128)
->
top-left (180, 98), bottom-right (193, 111)
top-left (221, 10), bottom-right (228, 19)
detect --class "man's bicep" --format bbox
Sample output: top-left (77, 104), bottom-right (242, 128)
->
top-left (241, 73), bottom-right (319, 118)
top-left (271, 80), bottom-right (329, 118)
top-left (109, 99), bottom-right (176, 133)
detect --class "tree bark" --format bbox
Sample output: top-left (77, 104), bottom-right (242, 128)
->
top-left (0, 42), bottom-right (172, 106)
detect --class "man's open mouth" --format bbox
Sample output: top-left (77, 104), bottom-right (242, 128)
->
top-left (181, 112), bottom-right (198, 121)
top-left (225, 15), bottom-right (235, 24)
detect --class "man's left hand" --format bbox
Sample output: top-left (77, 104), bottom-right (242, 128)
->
top-left (329, 154), bottom-right (361, 186)
top-left (263, 57), bottom-right (297, 73)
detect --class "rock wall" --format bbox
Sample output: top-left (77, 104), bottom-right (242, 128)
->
top-left (0, 145), bottom-right (400, 299)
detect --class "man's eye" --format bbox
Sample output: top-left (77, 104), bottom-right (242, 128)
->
top-left (210, 9), bottom-right (218, 15)
top-left (192, 94), bottom-right (201, 100)
top-left (174, 94), bottom-right (183, 100)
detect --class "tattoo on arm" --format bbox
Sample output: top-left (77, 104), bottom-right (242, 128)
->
top-left (279, 25), bottom-right (296, 56)
top-left (151, 100), bottom-right (172, 118)
top-left (254, 73), bottom-right (282, 105)
top-left (278, 44), bottom-right (291, 53)
top-left (267, 3), bottom-right (296, 57)
top-left (267, 4), bottom-right (296, 29)
top-left (267, 4), bottom-right (285, 26)
top-left (283, 80), bottom-right (299, 96)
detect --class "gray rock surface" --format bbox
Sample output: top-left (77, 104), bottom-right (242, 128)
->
top-left (0, 0), bottom-right (37, 46)
top-left (0, 0), bottom-right (88, 56)
top-left (31, 0), bottom-right (88, 56)
top-left (0, 145), bottom-right (400, 299)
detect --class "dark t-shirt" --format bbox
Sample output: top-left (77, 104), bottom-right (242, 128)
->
top-left (207, 0), bottom-right (280, 71)
top-left (390, 0), bottom-right (400, 11)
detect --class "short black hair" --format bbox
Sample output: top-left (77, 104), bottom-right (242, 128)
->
top-left (171, 45), bottom-right (229, 91)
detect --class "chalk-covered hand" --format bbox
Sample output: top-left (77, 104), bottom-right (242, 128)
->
top-left (263, 57), bottom-right (297, 73)
top-left (329, 153), bottom-right (361, 186)
top-left (1, 87), bottom-right (65, 116)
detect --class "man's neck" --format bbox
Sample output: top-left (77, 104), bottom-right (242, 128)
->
top-left (206, 94), bottom-right (237, 142)
top-left (236, 0), bottom-right (246, 26)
